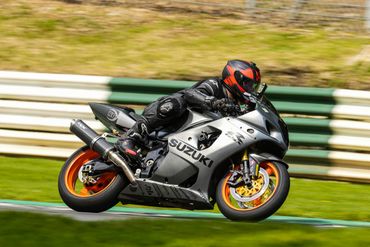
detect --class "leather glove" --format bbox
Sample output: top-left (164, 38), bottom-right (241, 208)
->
top-left (211, 98), bottom-right (237, 113)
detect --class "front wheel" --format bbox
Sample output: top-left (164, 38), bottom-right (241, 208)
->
top-left (58, 146), bottom-right (127, 212)
top-left (216, 161), bottom-right (290, 221)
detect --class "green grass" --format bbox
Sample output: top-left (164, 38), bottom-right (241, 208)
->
top-left (0, 0), bottom-right (369, 89)
top-left (0, 212), bottom-right (369, 247)
top-left (0, 156), bottom-right (62, 202)
top-left (0, 155), bottom-right (369, 221)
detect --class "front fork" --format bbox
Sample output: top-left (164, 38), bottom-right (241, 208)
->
top-left (228, 150), bottom-right (260, 189)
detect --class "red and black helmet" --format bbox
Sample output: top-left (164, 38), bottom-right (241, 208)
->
top-left (222, 60), bottom-right (261, 99)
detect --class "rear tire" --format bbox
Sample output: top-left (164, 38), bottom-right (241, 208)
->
top-left (216, 161), bottom-right (290, 221)
top-left (58, 146), bottom-right (127, 212)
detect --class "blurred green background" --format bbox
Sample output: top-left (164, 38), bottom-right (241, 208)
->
top-left (0, 0), bottom-right (369, 89)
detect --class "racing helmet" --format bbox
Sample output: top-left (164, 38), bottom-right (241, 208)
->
top-left (222, 60), bottom-right (261, 99)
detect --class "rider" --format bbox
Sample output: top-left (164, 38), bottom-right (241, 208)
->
top-left (116, 59), bottom-right (262, 157)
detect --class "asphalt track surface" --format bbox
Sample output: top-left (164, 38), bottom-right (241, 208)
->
top-left (1, 199), bottom-right (369, 228)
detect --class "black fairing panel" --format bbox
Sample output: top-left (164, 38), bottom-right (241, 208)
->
top-left (89, 103), bottom-right (138, 132)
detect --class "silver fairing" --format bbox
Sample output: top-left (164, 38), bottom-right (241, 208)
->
top-left (86, 97), bottom-right (289, 208)
top-left (238, 100), bottom-right (289, 152)
top-left (151, 100), bottom-right (289, 196)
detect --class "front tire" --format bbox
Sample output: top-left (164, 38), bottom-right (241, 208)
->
top-left (216, 161), bottom-right (290, 221)
top-left (58, 146), bottom-right (127, 212)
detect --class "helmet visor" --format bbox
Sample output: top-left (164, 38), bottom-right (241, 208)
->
top-left (235, 72), bottom-right (260, 93)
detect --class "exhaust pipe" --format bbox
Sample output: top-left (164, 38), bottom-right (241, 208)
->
top-left (70, 119), bottom-right (136, 184)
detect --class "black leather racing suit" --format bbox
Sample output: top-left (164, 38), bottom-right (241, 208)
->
top-left (127, 78), bottom-right (230, 142)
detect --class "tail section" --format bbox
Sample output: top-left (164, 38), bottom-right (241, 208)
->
top-left (89, 103), bottom-right (138, 132)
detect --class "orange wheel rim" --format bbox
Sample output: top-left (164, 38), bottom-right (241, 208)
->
top-left (221, 162), bottom-right (279, 211)
top-left (64, 149), bottom-right (117, 198)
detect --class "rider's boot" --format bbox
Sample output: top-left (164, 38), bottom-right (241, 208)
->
top-left (116, 121), bottom-right (149, 159)
top-left (116, 136), bottom-right (141, 158)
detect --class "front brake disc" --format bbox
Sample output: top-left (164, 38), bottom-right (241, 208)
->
top-left (229, 168), bottom-right (269, 202)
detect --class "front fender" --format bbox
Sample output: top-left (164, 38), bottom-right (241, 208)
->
top-left (249, 153), bottom-right (289, 169)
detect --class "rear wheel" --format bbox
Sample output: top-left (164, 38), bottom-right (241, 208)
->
top-left (216, 161), bottom-right (289, 221)
top-left (58, 146), bottom-right (127, 212)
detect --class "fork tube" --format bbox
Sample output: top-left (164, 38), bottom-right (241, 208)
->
top-left (241, 150), bottom-right (252, 188)
top-left (241, 150), bottom-right (250, 174)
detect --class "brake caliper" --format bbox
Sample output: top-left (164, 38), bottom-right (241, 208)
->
top-left (79, 163), bottom-right (98, 185)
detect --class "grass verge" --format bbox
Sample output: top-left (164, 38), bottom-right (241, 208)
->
top-left (0, 0), bottom-right (369, 89)
top-left (0, 212), bottom-right (369, 247)
top-left (0, 155), bottom-right (369, 221)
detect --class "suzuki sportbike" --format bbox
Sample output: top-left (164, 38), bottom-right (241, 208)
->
top-left (58, 83), bottom-right (290, 221)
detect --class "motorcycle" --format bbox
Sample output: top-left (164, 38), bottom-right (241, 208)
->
top-left (58, 83), bottom-right (290, 221)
